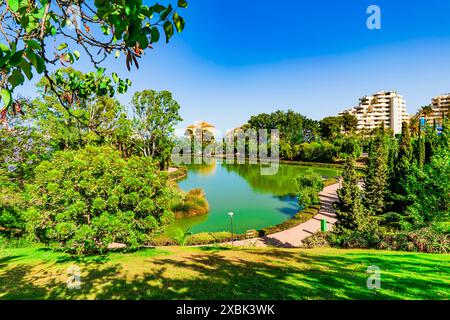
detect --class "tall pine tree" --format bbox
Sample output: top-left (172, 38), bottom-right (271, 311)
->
top-left (334, 157), bottom-right (373, 233)
top-left (365, 126), bottom-right (390, 215)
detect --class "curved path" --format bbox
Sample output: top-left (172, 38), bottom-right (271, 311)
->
top-left (226, 182), bottom-right (340, 248)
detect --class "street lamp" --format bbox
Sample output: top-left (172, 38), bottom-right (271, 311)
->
top-left (228, 212), bottom-right (234, 246)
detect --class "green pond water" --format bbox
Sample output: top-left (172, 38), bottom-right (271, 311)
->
top-left (166, 159), bottom-right (341, 236)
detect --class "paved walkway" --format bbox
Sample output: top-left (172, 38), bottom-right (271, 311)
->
top-left (226, 182), bottom-right (340, 248)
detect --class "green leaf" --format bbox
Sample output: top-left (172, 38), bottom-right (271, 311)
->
top-left (96, 67), bottom-right (105, 76)
top-left (9, 50), bottom-right (23, 66)
top-left (101, 25), bottom-right (110, 35)
top-left (160, 4), bottom-right (173, 20)
top-left (35, 55), bottom-right (45, 74)
top-left (19, 59), bottom-right (33, 80)
top-left (138, 35), bottom-right (149, 49)
top-left (173, 13), bottom-right (185, 33)
top-left (73, 50), bottom-right (80, 60)
top-left (8, 0), bottom-right (19, 12)
top-left (26, 40), bottom-right (42, 51)
top-left (8, 69), bottom-right (25, 88)
top-left (150, 27), bottom-right (160, 43)
top-left (125, 5), bottom-right (131, 16)
top-left (0, 43), bottom-right (10, 52)
top-left (57, 43), bottom-right (68, 51)
top-left (33, 5), bottom-right (46, 19)
top-left (178, 0), bottom-right (188, 8)
top-left (26, 50), bottom-right (45, 74)
top-left (151, 4), bottom-right (165, 13)
top-left (163, 21), bottom-right (174, 43)
top-left (112, 72), bottom-right (119, 83)
top-left (0, 89), bottom-right (12, 108)
top-left (115, 50), bottom-right (120, 59)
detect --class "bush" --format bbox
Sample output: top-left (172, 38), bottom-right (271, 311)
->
top-left (295, 141), bottom-right (336, 162)
top-left (0, 180), bottom-right (25, 237)
top-left (24, 145), bottom-right (173, 254)
top-left (259, 207), bottom-right (319, 236)
top-left (333, 136), bottom-right (362, 160)
top-left (301, 232), bottom-right (330, 248)
top-left (377, 228), bottom-right (449, 253)
top-left (147, 236), bottom-right (177, 246)
top-left (326, 227), bottom-right (449, 253)
top-left (171, 188), bottom-right (209, 219)
top-left (186, 232), bottom-right (234, 245)
top-left (296, 169), bottom-right (324, 208)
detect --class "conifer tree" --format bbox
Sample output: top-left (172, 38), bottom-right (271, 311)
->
top-left (365, 127), bottom-right (390, 214)
top-left (334, 157), bottom-right (372, 233)
top-left (394, 122), bottom-right (413, 192)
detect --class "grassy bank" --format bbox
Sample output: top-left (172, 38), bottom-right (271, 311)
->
top-left (0, 246), bottom-right (448, 300)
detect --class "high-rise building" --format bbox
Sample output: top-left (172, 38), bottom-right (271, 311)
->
top-left (339, 91), bottom-right (409, 135)
top-left (429, 94), bottom-right (450, 125)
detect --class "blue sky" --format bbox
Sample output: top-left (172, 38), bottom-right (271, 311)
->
top-left (17, 0), bottom-right (450, 132)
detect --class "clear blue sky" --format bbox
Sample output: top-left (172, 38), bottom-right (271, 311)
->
top-left (18, 0), bottom-right (450, 132)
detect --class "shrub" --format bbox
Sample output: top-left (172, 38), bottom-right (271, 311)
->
top-left (301, 232), bottom-right (330, 248)
top-left (326, 227), bottom-right (449, 253)
top-left (171, 188), bottom-right (209, 219)
top-left (171, 228), bottom-right (192, 246)
top-left (377, 228), bottom-right (449, 253)
top-left (259, 207), bottom-right (319, 236)
top-left (0, 180), bottom-right (25, 237)
top-left (25, 145), bottom-right (173, 254)
top-left (148, 236), bottom-right (177, 246)
top-left (333, 136), bottom-right (362, 160)
top-left (296, 169), bottom-right (324, 208)
top-left (186, 232), bottom-right (235, 245)
top-left (296, 141), bottom-right (336, 162)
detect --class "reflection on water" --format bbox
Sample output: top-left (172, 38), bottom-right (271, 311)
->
top-left (166, 158), bottom-right (340, 236)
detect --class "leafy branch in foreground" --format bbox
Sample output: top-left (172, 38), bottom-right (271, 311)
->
top-left (0, 0), bottom-right (188, 123)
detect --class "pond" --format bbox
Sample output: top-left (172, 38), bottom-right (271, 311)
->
top-left (166, 159), bottom-right (341, 236)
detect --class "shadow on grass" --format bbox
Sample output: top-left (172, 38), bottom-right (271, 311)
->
top-left (0, 248), bottom-right (448, 300)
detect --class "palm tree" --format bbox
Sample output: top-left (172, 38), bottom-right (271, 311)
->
top-left (419, 105), bottom-right (434, 124)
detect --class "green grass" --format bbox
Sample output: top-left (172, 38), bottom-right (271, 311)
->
top-left (0, 246), bottom-right (449, 300)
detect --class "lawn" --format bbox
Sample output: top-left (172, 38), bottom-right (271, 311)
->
top-left (0, 246), bottom-right (448, 300)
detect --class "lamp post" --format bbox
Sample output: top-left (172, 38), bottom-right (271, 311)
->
top-left (228, 212), bottom-right (234, 246)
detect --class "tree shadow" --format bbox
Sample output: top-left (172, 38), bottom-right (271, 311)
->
top-left (0, 249), bottom-right (448, 300)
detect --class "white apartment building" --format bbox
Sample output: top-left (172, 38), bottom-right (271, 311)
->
top-left (339, 91), bottom-right (409, 135)
top-left (429, 94), bottom-right (450, 125)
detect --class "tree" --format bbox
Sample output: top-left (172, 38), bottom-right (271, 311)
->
top-left (390, 122), bottom-right (413, 210)
top-left (400, 118), bottom-right (450, 229)
top-left (296, 169), bottom-right (324, 208)
top-left (334, 135), bottom-right (362, 159)
top-left (341, 113), bottom-right (358, 134)
top-left (248, 110), bottom-right (319, 145)
top-left (131, 89), bottom-right (182, 168)
top-left (24, 145), bottom-right (173, 253)
top-left (364, 127), bottom-right (390, 214)
top-left (31, 69), bottom-right (130, 149)
top-left (403, 146), bottom-right (450, 229)
top-left (0, 0), bottom-right (188, 122)
top-left (419, 105), bottom-right (434, 124)
top-left (319, 116), bottom-right (342, 140)
top-left (417, 134), bottom-right (426, 168)
top-left (334, 157), bottom-right (372, 233)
